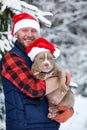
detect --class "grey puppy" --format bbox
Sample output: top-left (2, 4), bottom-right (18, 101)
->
top-left (31, 51), bottom-right (75, 118)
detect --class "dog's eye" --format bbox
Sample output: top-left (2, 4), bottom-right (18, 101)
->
top-left (39, 57), bottom-right (44, 60)
top-left (48, 56), bottom-right (53, 60)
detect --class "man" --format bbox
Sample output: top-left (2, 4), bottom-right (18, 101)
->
top-left (1, 12), bottom-right (74, 130)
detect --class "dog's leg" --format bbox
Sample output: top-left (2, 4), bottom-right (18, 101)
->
top-left (48, 103), bottom-right (59, 118)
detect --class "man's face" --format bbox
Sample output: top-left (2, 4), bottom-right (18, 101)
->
top-left (15, 27), bottom-right (39, 48)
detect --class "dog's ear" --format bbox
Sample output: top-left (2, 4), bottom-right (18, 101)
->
top-left (31, 61), bottom-right (39, 73)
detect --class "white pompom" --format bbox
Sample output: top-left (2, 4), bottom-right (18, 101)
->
top-left (53, 48), bottom-right (60, 59)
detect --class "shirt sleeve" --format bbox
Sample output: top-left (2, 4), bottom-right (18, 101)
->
top-left (1, 52), bottom-right (46, 98)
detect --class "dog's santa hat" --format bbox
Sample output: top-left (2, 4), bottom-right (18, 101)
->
top-left (11, 12), bottom-right (40, 37)
top-left (26, 37), bottom-right (60, 61)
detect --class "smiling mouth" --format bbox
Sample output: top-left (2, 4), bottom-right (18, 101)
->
top-left (24, 40), bottom-right (33, 43)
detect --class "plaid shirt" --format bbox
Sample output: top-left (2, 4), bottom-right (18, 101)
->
top-left (1, 52), bottom-right (46, 98)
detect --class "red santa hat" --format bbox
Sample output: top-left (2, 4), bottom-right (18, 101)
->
top-left (11, 12), bottom-right (40, 36)
top-left (26, 37), bottom-right (60, 61)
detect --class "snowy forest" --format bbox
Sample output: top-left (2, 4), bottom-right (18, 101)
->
top-left (0, 0), bottom-right (87, 130)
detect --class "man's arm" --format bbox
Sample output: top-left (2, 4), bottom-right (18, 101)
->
top-left (1, 52), bottom-right (46, 98)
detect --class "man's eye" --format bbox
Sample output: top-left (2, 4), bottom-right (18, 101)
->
top-left (22, 29), bottom-right (27, 32)
top-left (31, 29), bottom-right (37, 33)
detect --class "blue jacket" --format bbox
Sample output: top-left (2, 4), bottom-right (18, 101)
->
top-left (1, 41), bottom-right (60, 130)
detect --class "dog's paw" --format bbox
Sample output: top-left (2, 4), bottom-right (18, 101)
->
top-left (48, 111), bottom-right (58, 118)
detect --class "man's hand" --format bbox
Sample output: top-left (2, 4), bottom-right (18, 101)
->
top-left (51, 106), bottom-right (74, 123)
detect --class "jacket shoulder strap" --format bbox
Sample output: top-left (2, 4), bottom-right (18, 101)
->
top-left (11, 47), bottom-right (33, 69)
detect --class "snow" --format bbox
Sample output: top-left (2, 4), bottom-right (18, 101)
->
top-left (60, 95), bottom-right (87, 130)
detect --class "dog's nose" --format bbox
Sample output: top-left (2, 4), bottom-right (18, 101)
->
top-left (44, 63), bottom-right (49, 67)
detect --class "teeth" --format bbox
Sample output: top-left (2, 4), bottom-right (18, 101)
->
top-left (25, 40), bottom-right (32, 43)
top-left (24, 40), bottom-right (32, 44)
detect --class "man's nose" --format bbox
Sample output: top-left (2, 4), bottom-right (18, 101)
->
top-left (27, 30), bottom-right (32, 36)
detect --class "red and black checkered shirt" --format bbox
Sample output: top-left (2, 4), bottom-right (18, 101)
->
top-left (1, 52), bottom-right (46, 98)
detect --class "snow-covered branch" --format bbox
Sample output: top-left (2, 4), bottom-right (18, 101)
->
top-left (0, 0), bottom-right (53, 59)
top-left (0, 0), bottom-right (53, 27)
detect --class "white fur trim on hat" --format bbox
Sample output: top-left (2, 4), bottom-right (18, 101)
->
top-left (53, 47), bottom-right (60, 59)
top-left (13, 19), bottom-right (40, 35)
top-left (28, 47), bottom-right (50, 61)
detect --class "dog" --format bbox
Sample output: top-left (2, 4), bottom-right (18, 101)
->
top-left (31, 51), bottom-right (75, 118)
